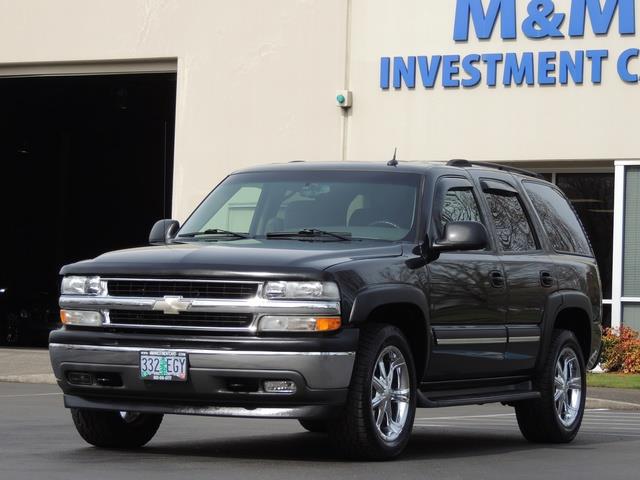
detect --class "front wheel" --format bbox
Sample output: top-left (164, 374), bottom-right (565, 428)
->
top-left (515, 329), bottom-right (586, 443)
top-left (71, 409), bottom-right (163, 448)
top-left (328, 324), bottom-right (417, 460)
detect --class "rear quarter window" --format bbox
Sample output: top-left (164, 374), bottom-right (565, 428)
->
top-left (523, 181), bottom-right (592, 256)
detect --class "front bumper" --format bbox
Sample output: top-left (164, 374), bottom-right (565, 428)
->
top-left (49, 328), bottom-right (358, 419)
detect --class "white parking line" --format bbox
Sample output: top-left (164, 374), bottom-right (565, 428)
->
top-left (413, 410), bottom-right (640, 440)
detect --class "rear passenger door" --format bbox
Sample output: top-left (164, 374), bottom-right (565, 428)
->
top-left (426, 176), bottom-right (508, 380)
top-left (477, 175), bottom-right (555, 372)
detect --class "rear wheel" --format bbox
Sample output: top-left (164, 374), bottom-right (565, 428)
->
top-left (328, 324), bottom-right (416, 460)
top-left (71, 409), bottom-right (163, 448)
top-left (298, 419), bottom-right (328, 433)
top-left (515, 329), bottom-right (586, 443)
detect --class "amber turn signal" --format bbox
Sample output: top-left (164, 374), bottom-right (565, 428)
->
top-left (314, 317), bottom-right (342, 331)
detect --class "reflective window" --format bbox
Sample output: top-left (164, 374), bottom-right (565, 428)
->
top-left (623, 167), bottom-right (640, 297)
top-left (524, 182), bottom-right (592, 256)
top-left (484, 189), bottom-right (537, 252)
top-left (440, 188), bottom-right (482, 230)
top-left (179, 171), bottom-right (421, 242)
top-left (202, 186), bottom-right (261, 233)
top-left (540, 172), bottom-right (614, 299)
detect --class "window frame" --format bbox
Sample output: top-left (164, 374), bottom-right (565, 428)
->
top-left (522, 179), bottom-right (595, 258)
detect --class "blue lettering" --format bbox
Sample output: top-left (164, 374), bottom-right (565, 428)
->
top-left (482, 53), bottom-right (503, 86)
top-left (453, 0), bottom-right (517, 41)
top-left (462, 54), bottom-right (482, 87)
top-left (522, 0), bottom-right (565, 38)
top-left (443, 55), bottom-right (461, 87)
top-left (538, 51), bottom-right (557, 85)
top-left (503, 52), bottom-right (535, 85)
top-left (586, 49), bottom-right (608, 83)
top-left (569, 0), bottom-right (636, 36)
top-left (559, 51), bottom-right (584, 85)
top-left (418, 56), bottom-right (442, 88)
top-left (617, 48), bottom-right (639, 82)
top-left (380, 57), bottom-right (391, 89)
top-left (393, 56), bottom-right (416, 89)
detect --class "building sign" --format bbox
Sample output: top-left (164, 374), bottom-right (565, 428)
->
top-left (380, 0), bottom-right (639, 89)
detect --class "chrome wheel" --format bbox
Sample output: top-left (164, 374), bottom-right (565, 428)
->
top-left (554, 347), bottom-right (583, 427)
top-left (370, 345), bottom-right (411, 442)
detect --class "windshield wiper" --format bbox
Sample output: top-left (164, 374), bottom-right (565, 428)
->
top-left (178, 228), bottom-right (250, 239)
top-left (266, 228), bottom-right (352, 241)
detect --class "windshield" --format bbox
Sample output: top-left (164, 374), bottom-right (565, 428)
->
top-left (178, 170), bottom-right (422, 242)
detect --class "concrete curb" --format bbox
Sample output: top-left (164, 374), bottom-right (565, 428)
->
top-left (586, 397), bottom-right (640, 411)
top-left (0, 374), bottom-right (56, 385)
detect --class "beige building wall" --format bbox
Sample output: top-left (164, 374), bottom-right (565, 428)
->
top-left (0, 0), bottom-right (637, 220)
top-left (347, 0), bottom-right (640, 163)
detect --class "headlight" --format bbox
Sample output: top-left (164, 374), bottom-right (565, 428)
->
top-left (258, 315), bottom-right (341, 332)
top-left (60, 310), bottom-right (104, 327)
top-left (61, 276), bottom-right (107, 295)
top-left (263, 281), bottom-right (339, 300)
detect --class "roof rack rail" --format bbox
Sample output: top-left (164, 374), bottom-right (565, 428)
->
top-left (446, 159), bottom-right (544, 180)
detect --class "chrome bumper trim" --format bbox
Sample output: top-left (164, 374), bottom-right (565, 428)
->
top-left (49, 343), bottom-right (355, 357)
top-left (59, 295), bottom-right (341, 316)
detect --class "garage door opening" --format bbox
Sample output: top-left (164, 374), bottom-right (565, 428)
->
top-left (0, 73), bottom-right (176, 345)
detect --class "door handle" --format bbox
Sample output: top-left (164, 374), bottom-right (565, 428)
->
top-left (540, 271), bottom-right (554, 288)
top-left (489, 270), bottom-right (504, 288)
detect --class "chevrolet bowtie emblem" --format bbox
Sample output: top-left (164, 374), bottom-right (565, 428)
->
top-left (152, 296), bottom-right (193, 315)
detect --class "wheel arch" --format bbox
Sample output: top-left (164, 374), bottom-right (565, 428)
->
top-left (349, 285), bottom-right (430, 381)
top-left (539, 291), bottom-right (599, 370)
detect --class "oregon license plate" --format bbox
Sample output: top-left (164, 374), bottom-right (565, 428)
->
top-left (140, 351), bottom-right (188, 381)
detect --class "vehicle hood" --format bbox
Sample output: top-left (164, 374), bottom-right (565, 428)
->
top-left (60, 239), bottom-right (404, 280)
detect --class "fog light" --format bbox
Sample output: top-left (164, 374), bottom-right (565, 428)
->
top-left (263, 380), bottom-right (297, 394)
top-left (60, 310), bottom-right (103, 327)
top-left (67, 371), bottom-right (93, 385)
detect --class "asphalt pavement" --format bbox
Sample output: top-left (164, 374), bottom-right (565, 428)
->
top-left (1, 382), bottom-right (639, 480)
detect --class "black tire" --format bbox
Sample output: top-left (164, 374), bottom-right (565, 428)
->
top-left (298, 419), bottom-right (328, 433)
top-left (515, 329), bottom-right (586, 443)
top-left (327, 324), bottom-right (417, 460)
top-left (71, 409), bottom-right (163, 448)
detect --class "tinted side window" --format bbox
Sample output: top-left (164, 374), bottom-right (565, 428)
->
top-left (484, 189), bottom-right (537, 252)
top-left (440, 188), bottom-right (482, 230)
top-left (524, 181), bottom-right (592, 255)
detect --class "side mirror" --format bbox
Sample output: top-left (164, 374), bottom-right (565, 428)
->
top-left (432, 221), bottom-right (488, 253)
top-left (149, 219), bottom-right (180, 245)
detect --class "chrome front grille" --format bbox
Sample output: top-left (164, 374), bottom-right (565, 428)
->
top-left (108, 310), bottom-right (254, 329)
top-left (60, 277), bottom-right (341, 334)
top-left (106, 279), bottom-right (259, 299)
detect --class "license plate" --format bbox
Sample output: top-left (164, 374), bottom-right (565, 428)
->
top-left (140, 351), bottom-right (188, 381)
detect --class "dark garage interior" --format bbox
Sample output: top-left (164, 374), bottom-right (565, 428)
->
top-left (0, 73), bottom-right (176, 345)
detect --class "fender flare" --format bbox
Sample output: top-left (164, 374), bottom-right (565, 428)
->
top-left (348, 284), bottom-right (431, 376)
top-left (537, 290), bottom-right (596, 371)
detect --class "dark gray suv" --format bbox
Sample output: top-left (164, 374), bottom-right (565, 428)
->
top-left (49, 160), bottom-right (602, 459)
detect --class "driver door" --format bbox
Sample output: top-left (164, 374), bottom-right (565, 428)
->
top-left (425, 176), bottom-right (508, 381)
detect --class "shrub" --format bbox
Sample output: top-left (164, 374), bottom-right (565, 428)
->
top-left (600, 326), bottom-right (640, 374)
